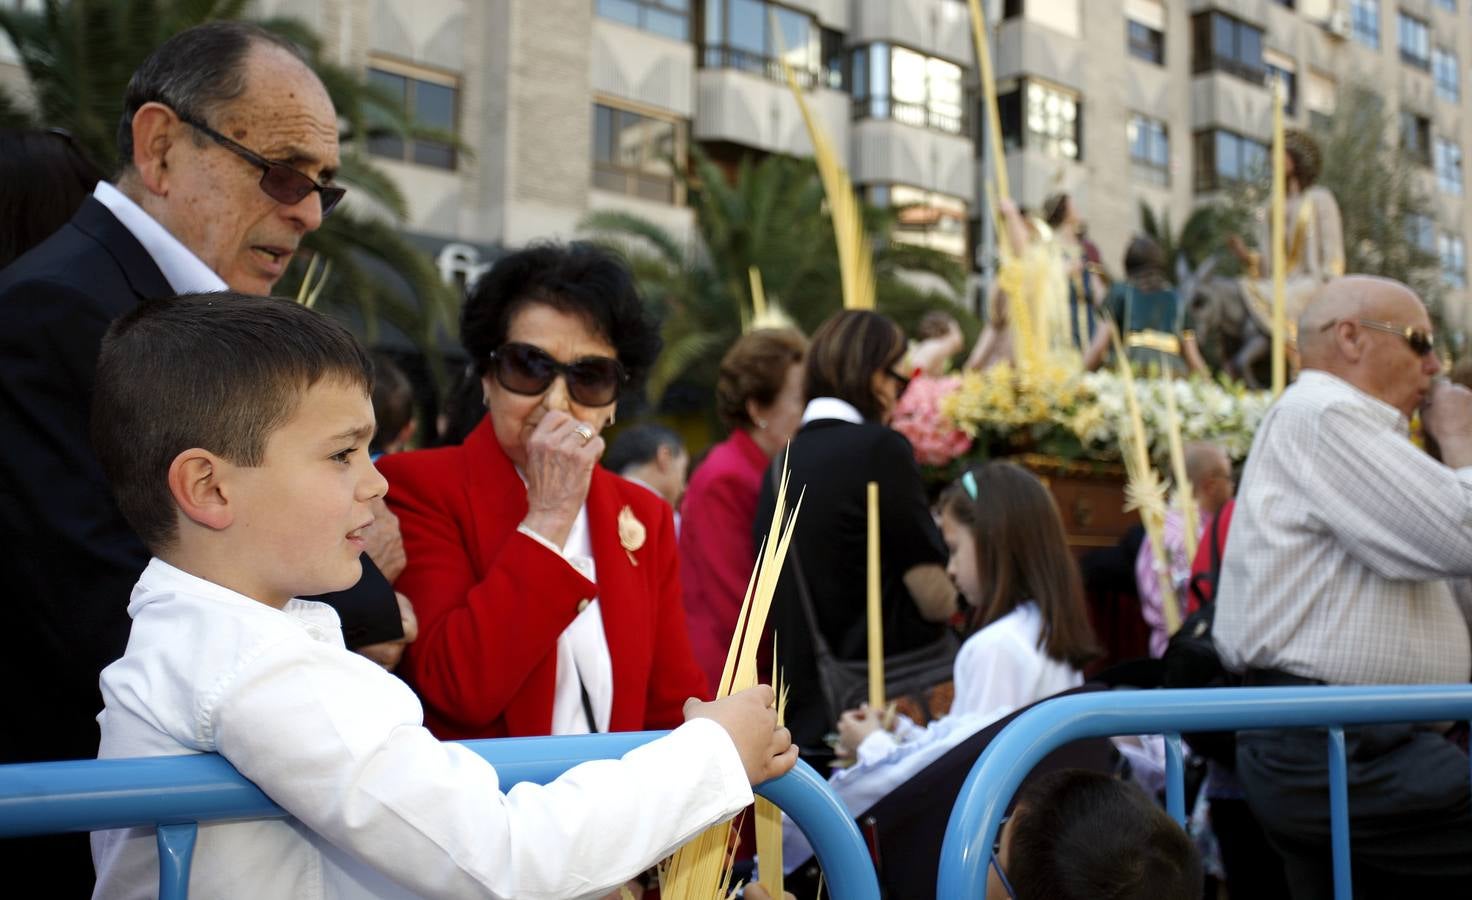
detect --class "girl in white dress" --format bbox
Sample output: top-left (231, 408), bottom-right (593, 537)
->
top-left (781, 461), bottom-right (1102, 871)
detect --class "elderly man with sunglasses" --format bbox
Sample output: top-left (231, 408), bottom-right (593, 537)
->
top-left (0, 23), bottom-right (407, 894)
top-left (1213, 275), bottom-right (1472, 897)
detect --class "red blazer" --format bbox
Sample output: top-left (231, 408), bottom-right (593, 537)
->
top-left (378, 418), bottom-right (710, 740)
top-left (678, 429), bottom-right (769, 693)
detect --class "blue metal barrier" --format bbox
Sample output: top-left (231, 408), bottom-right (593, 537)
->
top-left (0, 730), bottom-right (880, 900)
top-left (937, 685), bottom-right (1472, 900)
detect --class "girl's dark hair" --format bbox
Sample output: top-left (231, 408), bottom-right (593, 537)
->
top-left (803, 309), bottom-right (907, 422)
top-left (937, 462), bottom-right (1100, 669)
top-left (0, 129), bottom-right (104, 268)
top-left (460, 242), bottom-right (660, 398)
top-left (1007, 770), bottom-right (1202, 900)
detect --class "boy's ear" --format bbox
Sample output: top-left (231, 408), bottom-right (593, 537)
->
top-left (167, 448), bottom-right (234, 531)
top-left (654, 443), bottom-right (675, 472)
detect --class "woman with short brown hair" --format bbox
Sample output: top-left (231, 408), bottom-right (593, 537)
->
top-left (681, 328), bottom-right (807, 691)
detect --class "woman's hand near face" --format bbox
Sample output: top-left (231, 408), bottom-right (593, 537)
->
top-left (520, 410), bottom-right (605, 548)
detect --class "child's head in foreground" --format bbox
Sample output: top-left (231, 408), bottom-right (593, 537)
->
top-left (989, 768), bottom-right (1202, 900)
top-left (92, 292), bottom-right (385, 608)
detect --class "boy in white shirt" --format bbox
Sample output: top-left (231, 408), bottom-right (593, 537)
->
top-left (88, 292), bottom-right (795, 899)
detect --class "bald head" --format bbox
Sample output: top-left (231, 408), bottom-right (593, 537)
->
top-left (1298, 277), bottom-right (1422, 367)
top-left (1296, 275), bottom-right (1439, 417)
top-left (1185, 441), bottom-right (1233, 514)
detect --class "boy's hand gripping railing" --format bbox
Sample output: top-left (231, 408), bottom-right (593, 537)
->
top-left (936, 684), bottom-right (1472, 900)
top-left (0, 731), bottom-right (881, 900)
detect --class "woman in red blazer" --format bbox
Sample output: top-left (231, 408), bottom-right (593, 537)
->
top-left (378, 244), bottom-right (708, 740)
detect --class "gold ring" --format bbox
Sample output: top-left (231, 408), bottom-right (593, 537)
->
top-left (574, 424), bottom-right (595, 444)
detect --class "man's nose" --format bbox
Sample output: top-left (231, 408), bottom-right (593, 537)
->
top-left (283, 190), bottom-right (325, 233)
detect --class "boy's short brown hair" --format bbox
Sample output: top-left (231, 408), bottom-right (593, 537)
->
top-left (92, 292), bottom-right (373, 551)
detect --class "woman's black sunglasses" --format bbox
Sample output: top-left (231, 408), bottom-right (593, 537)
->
top-left (489, 342), bottom-right (627, 406)
top-left (177, 111), bottom-right (346, 217)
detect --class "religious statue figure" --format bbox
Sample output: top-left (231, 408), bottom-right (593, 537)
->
top-left (1196, 129), bottom-right (1344, 386)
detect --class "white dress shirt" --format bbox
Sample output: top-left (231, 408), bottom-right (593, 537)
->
top-left (92, 182), bottom-right (227, 294)
top-left (92, 559), bottom-right (751, 900)
top-left (778, 603), bottom-right (1081, 872)
top-left (1214, 370), bottom-right (1472, 684)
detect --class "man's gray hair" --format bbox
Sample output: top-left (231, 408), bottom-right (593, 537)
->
top-left (115, 22), bottom-right (309, 174)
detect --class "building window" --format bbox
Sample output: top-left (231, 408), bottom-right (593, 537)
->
top-left (1350, 0), bottom-right (1380, 49)
top-left (1407, 213), bottom-right (1436, 253)
top-left (1194, 129), bottom-right (1267, 193)
top-left (1128, 113), bottom-right (1169, 185)
top-left (1435, 0), bottom-right (1456, 11)
top-left (852, 43), bottom-right (964, 134)
top-left (998, 78), bottom-right (1082, 161)
top-left (1127, 20), bottom-right (1164, 64)
top-left (366, 65), bottom-right (459, 170)
top-left (702, 0), bottom-right (833, 89)
top-left (1191, 11), bottom-right (1265, 84)
top-left (1440, 233), bottom-right (1467, 288)
top-left (1264, 50), bottom-right (1297, 116)
top-left (1435, 136), bottom-right (1463, 195)
top-left (866, 184), bottom-right (969, 260)
top-left (591, 103), bottom-right (685, 204)
top-left (1402, 111), bottom-right (1432, 166)
top-left (1399, 13), bottom-right (1431, 69)
top-left (1434, 47), bottom-right (1460, 102)
top-left (596, 0), bottom-right (689, 40)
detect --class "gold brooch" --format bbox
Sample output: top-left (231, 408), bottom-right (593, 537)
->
top-left (618, 505), bottom-right (646, 566)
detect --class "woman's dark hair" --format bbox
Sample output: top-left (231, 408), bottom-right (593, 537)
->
top-left (715, 328), bottom-right (807, 431)
top-left (0, 129), bottom-right (104, 268)
top-left (1123, 236), bottom-right (1169, 293)
top-left (460, 242), bottom-right (661, 397)
top-left (937, 462), bottom-right (1100, 669)
top-left (1006, 770), bottom-right (1202, 900)
top-left (803, 309), bottom-right (906, 422)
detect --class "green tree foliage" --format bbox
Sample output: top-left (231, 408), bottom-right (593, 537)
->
top-left (0, 0), bottom-right (457, 373)
top-left (582, 146), bottom-right (972, 411)
top-left (1138, 199), bottom-right (1252, 278)
top-left (1314, 82), bottom-right (1443, 320)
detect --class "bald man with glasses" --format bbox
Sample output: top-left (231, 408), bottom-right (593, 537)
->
top-left (0, 23), bottom-right (405, 894)
top-left (1213, 275), bottom-right (1472, 897)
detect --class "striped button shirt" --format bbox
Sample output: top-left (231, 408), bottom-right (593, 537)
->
top-left (1214, 370), bottom-right (1472, 685)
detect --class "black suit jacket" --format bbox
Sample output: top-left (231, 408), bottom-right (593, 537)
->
top-left (0, 196), bottom-right (401, 767)
top-left (754, 418), bottom-right (950, 757)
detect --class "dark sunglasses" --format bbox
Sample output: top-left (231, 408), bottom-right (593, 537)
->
top-left (1357, 319), bottom-right (1436, 357)
top-left (489, 342), bottom-right (627, 406)
top-left (176, 112), bottom-right (345, 217)
top-left (887, 368), bottom-right (912, 396)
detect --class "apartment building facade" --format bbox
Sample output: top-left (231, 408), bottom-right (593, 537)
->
top-left (2, 0), bottom-right (1469, 323)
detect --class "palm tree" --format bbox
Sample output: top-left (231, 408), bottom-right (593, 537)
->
top-left (0, 0), bottom-right (457, 372)
top-left (583, 145), bottom-right (970, 410)
top-left (1138, 200), bottom-right (1252, 280)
